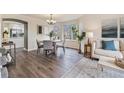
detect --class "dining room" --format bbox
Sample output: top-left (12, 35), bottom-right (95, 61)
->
top-left (35, 14), bottom-right (81, 56)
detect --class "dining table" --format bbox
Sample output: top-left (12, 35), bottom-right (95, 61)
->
top-left (39, 40), bottom-right (62, 54)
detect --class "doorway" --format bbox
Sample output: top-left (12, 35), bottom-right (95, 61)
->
top-left (2, 18), bottom-right (28, 50)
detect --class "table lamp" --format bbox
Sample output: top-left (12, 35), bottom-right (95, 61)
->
top-left (86, 32), bottom-right (93, 45)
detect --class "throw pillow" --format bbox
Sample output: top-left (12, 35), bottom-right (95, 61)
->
top-left (102, 40), bottom-right (116, 51)
top-left (113, 40), bottom-right (120, 51)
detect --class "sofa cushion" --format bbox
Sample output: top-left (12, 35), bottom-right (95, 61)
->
top-left (102, 40), bottom-right (116, 51)
top-left (114, 40), bottom-right (120, 51)
top-left (95, 49), bottom-right (123, 59)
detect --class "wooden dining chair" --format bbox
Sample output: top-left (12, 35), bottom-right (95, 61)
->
top-left (43, 40), bottom-right (54, 55)
top-left (36, 39), bottom-right (43, 54)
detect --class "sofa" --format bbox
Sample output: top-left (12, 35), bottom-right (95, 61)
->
top-left (92, 40), bottom-right (124, 59)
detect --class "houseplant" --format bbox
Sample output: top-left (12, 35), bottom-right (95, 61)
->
top-left (72, 26), bottom-right (85, 53)
top-left (48, 30), bottom-right (56, 40)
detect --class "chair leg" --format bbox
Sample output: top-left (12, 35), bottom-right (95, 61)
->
top-left (37, 48), bottom-right (39, 54)
top-left (45, 50), bottom-right (47, 55)
top-left (63, 46), bottom-right (65, 53)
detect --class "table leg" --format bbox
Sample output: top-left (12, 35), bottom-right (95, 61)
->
top-left (53, 42), bottom-right (56, 55)
top-left (97, 63), bottom-right (104, 78)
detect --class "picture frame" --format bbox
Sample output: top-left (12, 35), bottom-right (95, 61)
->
top-left (102, 19), bottom-right (117, 38)
top-left (120, 18), bottom-right (124, 38)
top-left (37, 25), bottom-right (42, 34)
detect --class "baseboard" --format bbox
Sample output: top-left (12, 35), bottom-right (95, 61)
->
top-left (65, 46), bottom-right (78, 50)
top-left (27, 48), bottom-right (37, 52)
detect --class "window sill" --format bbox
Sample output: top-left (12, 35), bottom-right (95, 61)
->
top-left (65, 39), bottom-right (77, 42)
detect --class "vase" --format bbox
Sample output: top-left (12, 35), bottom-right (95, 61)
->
top-left (78, 42), bottom-right (82, 54)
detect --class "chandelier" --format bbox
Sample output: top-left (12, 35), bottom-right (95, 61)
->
top-left (46, 14), bottom-right (56, 25)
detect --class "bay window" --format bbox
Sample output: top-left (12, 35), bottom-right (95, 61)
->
top-left (64, 24), bottom-right (79, 40)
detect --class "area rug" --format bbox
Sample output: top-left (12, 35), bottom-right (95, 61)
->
top-left (62, 57), bottom-right (124, 78)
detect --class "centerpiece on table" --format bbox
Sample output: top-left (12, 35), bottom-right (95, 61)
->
top-left (48, 30), bottom-right (57, 40)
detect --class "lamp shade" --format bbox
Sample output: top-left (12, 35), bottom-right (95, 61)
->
top-left (86, 32), bottom-right (93, 38)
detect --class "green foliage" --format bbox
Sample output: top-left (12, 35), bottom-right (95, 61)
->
top-left (48, 31), bottom-right (56, 38)
top-left (72, 26), bottom-right (85, 42)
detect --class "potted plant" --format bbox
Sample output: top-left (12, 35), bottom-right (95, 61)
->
top-left (48, 31), bottom-right (56, 40)
top-left (72, 26), bottom-right (86, 53)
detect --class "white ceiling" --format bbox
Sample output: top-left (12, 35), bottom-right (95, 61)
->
top-left (28, 14), bottom-right (83, 22)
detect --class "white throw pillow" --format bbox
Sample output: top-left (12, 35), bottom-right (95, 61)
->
top-left (113, 40), bottom-right (120, 51)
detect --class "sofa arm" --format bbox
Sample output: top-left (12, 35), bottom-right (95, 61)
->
top-left (91, 41), bottom-right (96, 57)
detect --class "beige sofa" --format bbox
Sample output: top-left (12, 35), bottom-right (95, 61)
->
top-left (92, 40), bottom-right (124, 59)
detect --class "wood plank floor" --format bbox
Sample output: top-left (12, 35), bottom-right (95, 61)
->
top-left (8, 48), bottom-right (83, 78)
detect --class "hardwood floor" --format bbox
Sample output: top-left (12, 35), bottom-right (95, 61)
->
top-left (8, 48), bottom-right (83, 78)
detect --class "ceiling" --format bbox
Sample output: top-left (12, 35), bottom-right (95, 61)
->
top-left (28, 14), bottom-right (83, 22)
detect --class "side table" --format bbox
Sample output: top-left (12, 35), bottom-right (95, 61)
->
top-left (84, 44), bottom-right (92, 58)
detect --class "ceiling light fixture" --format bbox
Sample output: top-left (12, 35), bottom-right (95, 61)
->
top-left (46, 14), bottom-right (56, 25)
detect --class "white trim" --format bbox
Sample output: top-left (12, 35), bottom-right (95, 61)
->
top-left (65, 39), bottom-right (77, 42)
top-left (27, 48), bottom-right (37, 52)
top-left (23, 48), bottom-right (28, 51)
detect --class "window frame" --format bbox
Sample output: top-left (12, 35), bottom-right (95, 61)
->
top-left (64, 24), bottom-right (79, 40)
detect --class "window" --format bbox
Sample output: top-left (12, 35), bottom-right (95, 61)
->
top-left (53, 25), bottom-right (62, 40)
top-left (64, 24), bottom-right (79, 40)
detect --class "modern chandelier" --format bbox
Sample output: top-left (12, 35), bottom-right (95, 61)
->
top-left (46, 14), bottom-right (56, 25)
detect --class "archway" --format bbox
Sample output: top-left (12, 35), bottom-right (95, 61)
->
top-left (2, 18), bottom-right (28, 50)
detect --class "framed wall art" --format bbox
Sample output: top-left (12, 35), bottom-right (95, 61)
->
top-left (102, 19), bottom-right (117, 38)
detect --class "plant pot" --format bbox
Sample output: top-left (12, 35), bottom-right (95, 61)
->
top-left (78, 42), bottom-right (82, 54)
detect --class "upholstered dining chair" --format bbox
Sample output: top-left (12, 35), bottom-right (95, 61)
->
top-left (36, 39), bottom-right (43, 54)
top-left (56, 39), bottom-right (65, 53)
top-left (43, 40), bottom-right (54, 55)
